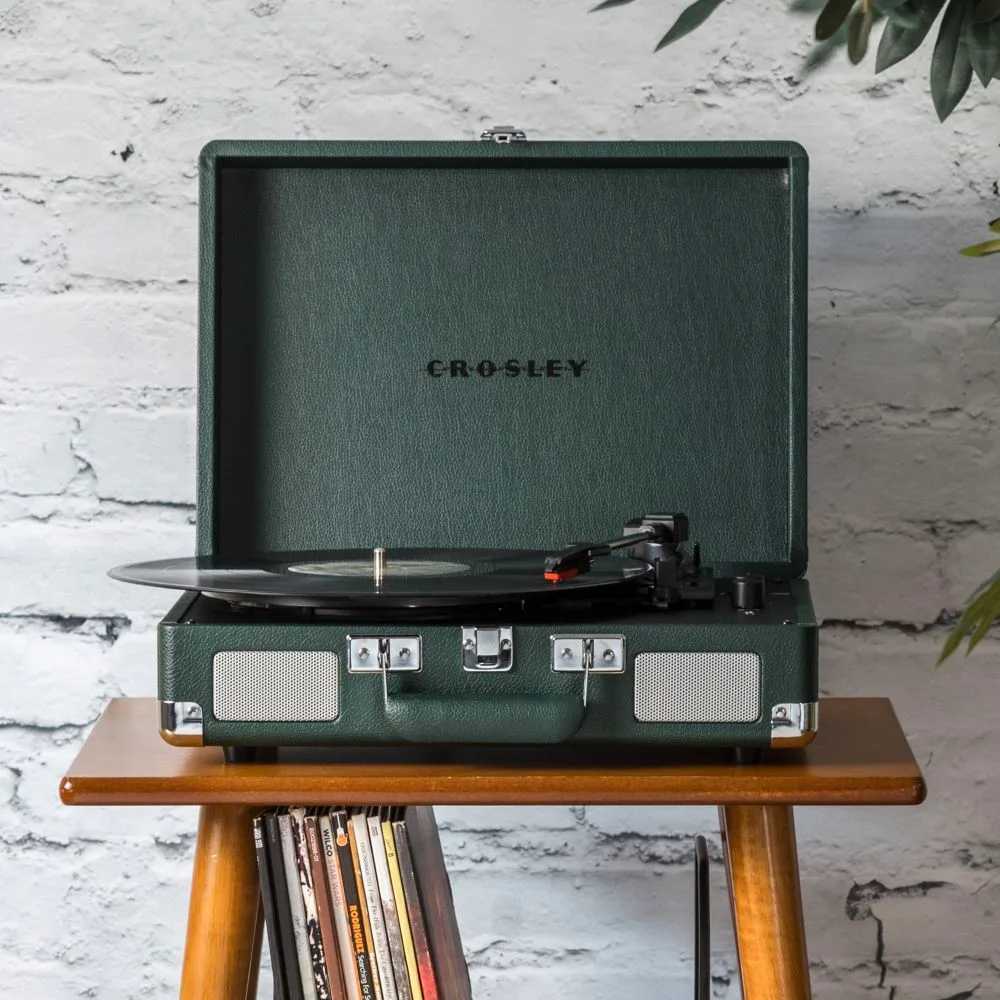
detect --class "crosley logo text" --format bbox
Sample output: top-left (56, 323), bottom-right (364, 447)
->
top-left (426, 359), bottom-right (588, 378)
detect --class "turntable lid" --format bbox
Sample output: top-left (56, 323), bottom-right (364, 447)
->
top-left (199, 140), bottom-right (807, 577)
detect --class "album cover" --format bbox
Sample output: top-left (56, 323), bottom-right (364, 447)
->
top-left (266, 813), bottom-right (306, 1000)
top-left (390, 820), bottom-right (439, 1000)
top-left (342, 812), bottom-right (382, 1000)
top-left (291, 809), bottom-right (333, 1000)
top-left (319, 813), bottom-right (365, 1000)
top-left (351, 812), bottom-right (398, 1000)
top-left (305, 813), bottom-right (347, 1000)
top-left (280, 812), bottom-right (320, 1000)
top-left (382, 818), bottom-right (424, 1000)
top-left (254, 815), bottom-right (289, 1000)
top-left (367, 813), bottom-right (412, 1000)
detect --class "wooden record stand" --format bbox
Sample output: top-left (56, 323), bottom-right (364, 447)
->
top-left (59, 697), bottom-right (924, 1000)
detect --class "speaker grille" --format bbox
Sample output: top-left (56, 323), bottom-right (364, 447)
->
top-left (634, 651), bottom-right (760, 723)
top-left (213, 650), bottom-right (340, 723)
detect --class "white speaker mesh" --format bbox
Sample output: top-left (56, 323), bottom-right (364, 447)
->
top-left (634, 651), bottom-right (760, 723)
top-left (213, 650), bottom-right (340, 722)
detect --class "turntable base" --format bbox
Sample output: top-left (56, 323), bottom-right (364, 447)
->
top-left (61, 697), bottom-right (924, 1000)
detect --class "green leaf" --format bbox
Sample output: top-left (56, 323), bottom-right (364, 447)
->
top-left (960, 237), bottom-right (1000, 254)
top-left (968, 16), bottom-right (1000, 83)
top-left (885, 5), bottom-right (925, 27)
top-left (930, 0), bottom-right (974, 120)
top-left (969, 600), bottom-right (1000, 653)
top-left (964, 579), bottom-right (1000, 653)
top-left (655, 0), bottom-right (727, 50)
top-left (939, 572), bottom-right (1000, 664)
top-left (803, 28), bottom-right (848, 70)
top-left (876, 0), bottom-right (921, 25)
top-left (875, 0), bottom-right (945, 71)
top-left (801, 6), bottom-right (885, 70)
top-left (991, 216), bottom-right (1000, 232)
top-left (816, 0), bottom-right (857, 39)
top-left (590, 0), bottom-right (639, 10)
top-left (938, 625), bottom-right (965, 663)
top-left (975, 0), bottom-right (1000, 22)
top-left (848, 2), bottom-right (876, 60)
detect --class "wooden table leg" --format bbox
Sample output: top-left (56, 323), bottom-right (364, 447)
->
top-left (180, 804), bottom-right (263, 1000)
top-left (721, 804), bottom-right (811, 1000)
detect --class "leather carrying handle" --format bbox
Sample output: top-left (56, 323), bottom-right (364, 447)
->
top-left (384, 693), bottom-right (586, 744)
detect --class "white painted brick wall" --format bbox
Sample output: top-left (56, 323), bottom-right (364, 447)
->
top-left (2, 0), bottom-right (998, 995)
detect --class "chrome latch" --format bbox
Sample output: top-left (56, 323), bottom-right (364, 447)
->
top-left (551, 635), bottom-right (625, 709)
top-left (551, 635), bottom-right (625, 673)
top-left (462, 626), bottom-right (513, 671)
top-left (479, 125), bottom-right (527, 144)
top-left (347, 636), bottom-right (421, 673)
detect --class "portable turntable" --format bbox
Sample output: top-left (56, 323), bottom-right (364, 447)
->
top-left (111, 132), bottom-right (817, 760)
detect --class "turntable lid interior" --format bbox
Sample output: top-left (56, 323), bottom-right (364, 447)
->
top-left (199, 140), bottom-right (807, 577)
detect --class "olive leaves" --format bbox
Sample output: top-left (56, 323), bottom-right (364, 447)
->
top-left (960, 217), bottom-right (1000, 256)
top-left (815, 0), bottom-right (875, 63)
top-left (655, 0), bottom-right (729, 49)
top-left (812, 0), bottom-right (1000, 118)
top-left (876, 1), bottom-right (946, 72)
top-left (848, 2), bottom-right (877, 62)
top-left (592, 0), bottom-right (1000, 119)
top-left (941, 217), bottom-right (1000, 662)
top-left (939, 572), bottom-right (1000, 663)
top-left (816, 0), bottom-right (859, 39)
top-left (591, 0), bottom-right (728, 51)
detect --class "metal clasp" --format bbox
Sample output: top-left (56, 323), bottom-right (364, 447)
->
top-left (348, 635), bottom-right (421, 673)
top-left (479, 125), bottom-right (527, 144)
top-left (462, 626), bottom-right (513, 671)
top-left (551, 635), bottom-right (625, 709)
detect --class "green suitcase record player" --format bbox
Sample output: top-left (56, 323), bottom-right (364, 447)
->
top-left (111, 129), bottom-right (817, 761)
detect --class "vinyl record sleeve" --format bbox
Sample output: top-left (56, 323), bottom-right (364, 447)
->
top-left (320, 814), bottom-right (365, 1000)
top-left (390, 821), bottom-right (438, 1000)
top-left (305, 814), bottom-right (347, 1000)
top-left (291, 809), bottom-right (332, 1000)
top-left (347, 817), bottom-right (385, 1000)
top-left (280, 813), bottom-right (320, 1000)
top-left (367, 815), bottom-right (413, 1000)
top-left (266, 813), bottom-right (306, 1000)
top-left (334, 812), bottom-right (378, 1000)
top-left (382, 820), bottom-right (424, 1000)
top-left (254, 815), bottom-right (290, 1000)
top-left (351, 813), bottom-right (398, 1000)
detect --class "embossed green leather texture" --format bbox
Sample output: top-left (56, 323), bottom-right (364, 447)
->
top-left (197, 140), bottom-right (808, 577)
top-left (160, 586), bottom-right (817, 748)
top-left (173, 138), bottom-right (815, 748)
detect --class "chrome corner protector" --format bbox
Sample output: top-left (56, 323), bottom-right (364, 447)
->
top-left (770, 701), bottom-right (819, 748)
top-left (159, 700), bottom-right (204, 747)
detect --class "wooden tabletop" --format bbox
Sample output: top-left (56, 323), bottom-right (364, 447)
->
top-left (59, 697), bottom-right (925, 808)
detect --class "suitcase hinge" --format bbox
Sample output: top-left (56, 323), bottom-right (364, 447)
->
top-left (480, 125), bottom-right (528, 144)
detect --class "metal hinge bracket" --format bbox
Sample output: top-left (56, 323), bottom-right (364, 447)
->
top-left (480, 125), bottom-right (527, 144)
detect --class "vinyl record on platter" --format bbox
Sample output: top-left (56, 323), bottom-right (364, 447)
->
top-left (108, 547), bottom-right (651, 609)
